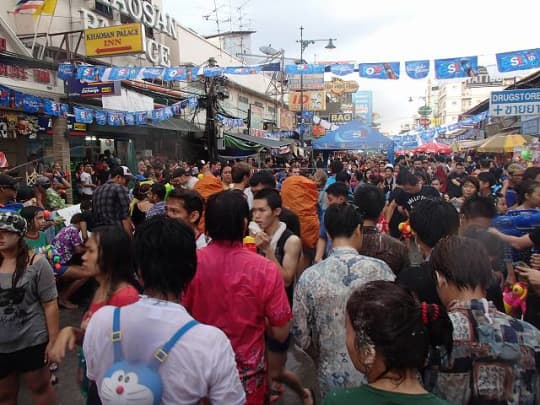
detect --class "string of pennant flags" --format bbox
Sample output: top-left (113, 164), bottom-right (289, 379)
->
top-left (0, 84), bottom-right (199, 126)
top-left (56, 47), bottom-right (540, 82)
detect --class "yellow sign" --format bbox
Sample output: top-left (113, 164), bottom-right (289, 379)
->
top-left (85, 23), bottom-right (145, 57)
top-left (324, 80), bottom-right (359, 95)
top-left (289, 91), bottom-right (326, 112)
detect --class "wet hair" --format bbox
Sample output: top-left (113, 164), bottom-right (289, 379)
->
top-left (329, 160), bottom-right (344, 175)
top-left (205, 190), bottom-right (249, 242)
top-left (516, 179), bottom-right (540, 205)
top-left (477, 172), bottom-right (496, 187)
top-left (16, 185), bottom-right (35, 202)
top-left (354, 184), bottom-right (385, 221)
top-left (462, 175), bottom-right (480, 191)
top-left (20, 206), bottom-right (44, 231)
top-left (135, 216), bottom-right (196, 296)
top-left (249, 170), bottom-right (276, 189)
top-left (253, 188), bottom-right (282, 210)
top-left (335, 171), bottom-right (351, 183)
top-left (326, 182), bottom-right (348, 198)
top-left (479, 159), bottom-right (491, 169)
top-left (70, 213), bottom-right (84, 225)
top-left (93, 226), bottom-right (138, 298)
top-left (523, 167), bottom-right (540, 182)
top-left (396, 170), bottom-right (419, 186)
top-left (167, 189), bottom-right (204, 225)
top-left (325, 203), bottom-right (363, 239)
top-left (231, 162), bottom-right (251, 183)
top-left (347, 281), bottom-right (453, 381)
top-left (431, 235), bottom-right (494, 291)
top-left (133, 182), bottom-right (152, 200)
top-left (410, 199), bottom-right (459, 248)
top-left (150, 183), bottom-right (166, 201)
top-left (461, 196), bottom-right (497, 220)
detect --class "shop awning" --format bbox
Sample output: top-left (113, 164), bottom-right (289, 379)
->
top-left (225, 132), bottom-right (294, 149)
top-left (148, 118), bottom-right (202, 132)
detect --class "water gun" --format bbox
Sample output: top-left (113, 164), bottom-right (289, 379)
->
top-left (503, 281), bottom-right (528, 317)
top-left (35, 245), bottom-right (68, 277)
top-left (398, 220), bottom-right (412, 239)
top-left (492, 209), bottom-right (540, 237)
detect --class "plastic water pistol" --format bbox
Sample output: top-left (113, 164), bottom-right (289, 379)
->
top-left (503, 282), bottom-right (528, 317)
top-left (398, 220), bottom-right (413, 239)
top-left (35, 245), bottom-right (64, 273)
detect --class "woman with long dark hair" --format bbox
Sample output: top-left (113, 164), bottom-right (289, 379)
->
top-left (0, 212), bottom-right (59, 404)
top-left (49, 226), bottom-right (139, 404)
top-left (325, 280), bottom-right (453, 404)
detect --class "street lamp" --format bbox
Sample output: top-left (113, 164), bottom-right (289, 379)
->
top-left (296, 26), bottom-right (336, 149)
top-left (409, 96), bottom-right (432, 129)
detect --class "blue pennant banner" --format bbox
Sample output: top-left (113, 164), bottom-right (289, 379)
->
top-left (284, 64), bottom-right (326, 74)
top-left (124, 112), bottom-right (135, 126)
top-left (405, 60), bottom-right (430, 79)
top-left (0, 86), bottom-right (10, 107)
top-left (496, 48), bottom-right (540, 73)
top-left (107, 111), bottom-right (125, 126)
top-left (330, 64), bottom-right (355, 76)
top-left (163, 67), bottom-right (188, 81)
top-left (359, 62), bottom-right (400, 79)
top-left (74, 107), bottom-right (94, 124)
top-left (57, 64), bottom-right (75, 80)
top-left (435, 56), bottom-right (477, 79)
top-left (135, 111), bottom-right (148, 125)
top-left (22, 95), bottom-right (42, 113)
top-left (95, 110), bottom-right (107, 125)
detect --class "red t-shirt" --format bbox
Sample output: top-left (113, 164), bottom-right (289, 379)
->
top-left (182, 241), bottom-right (292, 405)
top-left (82, 285), bottom-right (140, 324)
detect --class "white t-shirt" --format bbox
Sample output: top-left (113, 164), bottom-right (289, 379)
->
top-left (80, 172), bottom-right (94, 196)
top-left (185, 176), bottom-right (199, 190)
top-left (83, 297), bottom-right (245, 404)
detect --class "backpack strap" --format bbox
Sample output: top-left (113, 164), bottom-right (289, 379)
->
top-left (112, 307), bottom-right (123, 362)
top-left (149, 319), bottom-right (198, 369)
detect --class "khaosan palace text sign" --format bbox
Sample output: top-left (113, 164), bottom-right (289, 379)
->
top-left (80, 0), bottom-right (177, 66)
top-left (85, 23), bottom-right (145, 57)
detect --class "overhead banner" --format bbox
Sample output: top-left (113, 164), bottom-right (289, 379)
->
top-left (288, 74), bottom-right (324, 91)
top-left (496, 48), bottom-right (540, 73)
top-left (284, 64), bottom-right (325, 75)
top-left (330, 64), bottom-right (355, 76)
top-left (84, 23), bottom-right (145, 57)
top-left (289, 91), bottom-right (326, 112)
top-left (405, 60), bottom-right (430, 79)
top-left (359, 62), bottom-right (399, 80)
top-left (435, 56), bottom-right (477, 79)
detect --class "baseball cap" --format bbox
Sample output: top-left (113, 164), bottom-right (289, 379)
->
top-left (0, 174), bottom-right (17, 188)
top-left (36, 176), bottom-right (51, 189)
top-left (120, 166), bottom-right (133, 178)
top-left (384, 163), bottom-right (394, 169)
top-left (111, 165), bottom-right (133, 178)
top-left (0, 211), bottom-right (27, 235)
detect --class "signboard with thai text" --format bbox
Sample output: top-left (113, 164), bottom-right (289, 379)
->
top-left (85, 23), bottom-right (145, 57)
top-left (490, 89), bottom-right (540, 117)
top-left (288, 74), bottom-right (324, 91)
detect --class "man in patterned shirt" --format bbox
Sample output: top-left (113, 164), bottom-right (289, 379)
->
top-left (293, 203), bottom-right (395, 399)
top-left (92, 165), bottom-right (133, 235)
top-left (427, 235), bottom-right (540, 404)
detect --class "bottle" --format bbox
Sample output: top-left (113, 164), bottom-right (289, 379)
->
top-left (243, 235), bottom-right (257, 253)
top-left (383, 63), bottom-right (397, 80)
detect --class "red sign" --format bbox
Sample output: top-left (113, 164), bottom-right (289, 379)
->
top-left (0, 64), bottom-right (27, 80)
top-left (419, 118), bottom-right (431, 126)
top-left (0, 38), bottom-right (6, 52)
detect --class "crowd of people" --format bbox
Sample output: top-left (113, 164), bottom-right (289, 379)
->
top-left (0, 150), bottom-right (539, 405)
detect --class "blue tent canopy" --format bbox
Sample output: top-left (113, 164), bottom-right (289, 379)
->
top-left (312, 120), bottom-right (392, 150)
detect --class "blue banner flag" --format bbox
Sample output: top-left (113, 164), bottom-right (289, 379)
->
top-left (188, 97), bottom-right (198, 109)
top-left (124, 112), bottom-right (135, 126)
top-left (330, 64), bottom-right (355, 76)
top-left (435, 56), bottom-right (477, 79)
top-left (135, 111), bottom-right (148, 125)
top-left (43, 99), bottom-right (59, 116)
top-left (284, 64), bottom-right (326, 74)
top-left (22, 95), bottom-right (42, 113)
top-left (0, 86), bottom-right (10, 107)
top-left (57, 64), bottom-right (74, 80)
top-left (108, 67), bottom-right (131, 81)
top-left (224, 66), bottom-right (262, 75)
top-left (152, 108), bottom-right (165, 122)
top-left (128, 67), bottom-right (144, 80)
top-left (95, 110), bottom-right (107, 125)
top-left (203, 67), bottom-right (224, 77)
top-left (13, 91), bottom-right (24, 109)
top-left (496, 48), bottom-right (540, 73)
top-left (163, 67), bottom-right (187, 81)
top-left (74, 107), bottom-right (94, 124)
top-left (77, 66), bottom-right (99, 82)
top-left (359, 62), bottom-right (400, 79)
top-left (141, 67), bottom-right (164, 80)
top-left (261, 62), bottom-right (281, 72)
top-left (405, 60), bottom-right (430, 79)
top-left (107, 111), bottom-right (125, 126)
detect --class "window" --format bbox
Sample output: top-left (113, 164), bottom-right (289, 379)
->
top-left (94, 1), bottom-right (113, 17)
top-left (254, 101), bottom-right (263, 108)
top-left (267, 105), bottom-right (276, 114)
top-left (238, 95), bottom-right (248, 105)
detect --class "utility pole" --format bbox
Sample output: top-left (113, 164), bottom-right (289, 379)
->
top-left (205, 58), bottom-right (218, 162)
top-left (299, 26), bottom-right (305, 149)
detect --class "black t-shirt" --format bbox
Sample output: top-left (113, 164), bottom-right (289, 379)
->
top-left (446, 172), bottom-right (466, 198)
top-left (395, 185), bottom-right (441, 214)
top-left (388, 188), bottom-right (408, 238)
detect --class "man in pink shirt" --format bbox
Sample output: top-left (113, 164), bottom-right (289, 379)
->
top-left (182, 190), bottom-right (292, 405)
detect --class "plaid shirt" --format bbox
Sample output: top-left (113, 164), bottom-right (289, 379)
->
top-left (426, 299), bottom-right (540, 404)
top-left (92, 181), bottom-right (130, 228)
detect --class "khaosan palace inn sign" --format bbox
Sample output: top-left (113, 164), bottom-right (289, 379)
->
top-left (80, 0), bottom-right (177, 66)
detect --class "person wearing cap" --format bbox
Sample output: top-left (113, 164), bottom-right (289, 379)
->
top-left (0, 211), bottom-right (59, 404)
top-left (170, 167), bottom-right (199, 190)
top-left (0, 174), bottom-right (17, 207)
top-left (92, 166), bottom-right (134, 235)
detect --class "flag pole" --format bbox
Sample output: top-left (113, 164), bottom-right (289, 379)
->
top-left (42, 12), bottom-right (55, 59)
top-left (30, 12), bottom-right (43, 57)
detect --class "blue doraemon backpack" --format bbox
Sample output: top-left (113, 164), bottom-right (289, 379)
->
top-left (100, 307), bottom-right (198, 405)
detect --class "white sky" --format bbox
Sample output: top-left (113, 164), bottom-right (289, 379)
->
top-left (163, 0), bottom-right (539, 134)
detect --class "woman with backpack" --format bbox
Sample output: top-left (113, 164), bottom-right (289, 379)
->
top-left (0, 211), bottom-right (59, 404)
top-left (49, 226), bottom-right (140, 404)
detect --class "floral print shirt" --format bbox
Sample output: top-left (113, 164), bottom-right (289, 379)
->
top-left (52, 225), bottom-right (82, 264)
top-left (292, 247), bottom-right (395, 398)
top-left (426, 299), bottom-right (540, 404)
